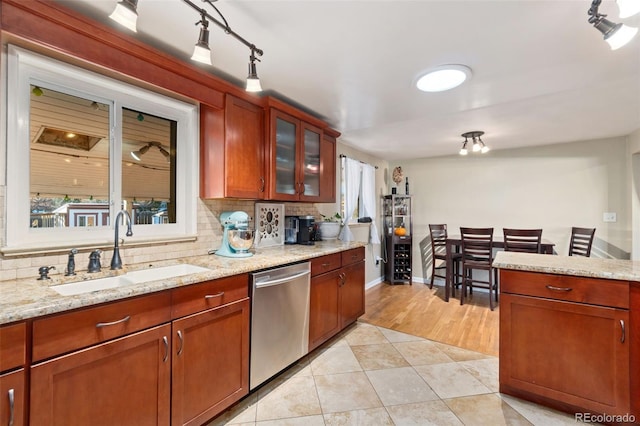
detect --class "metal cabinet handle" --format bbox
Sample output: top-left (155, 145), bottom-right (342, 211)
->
top-left (259, 177), bottom-right (265, 192)
top-left (620, 320), bottom-right (625, 343)
top-left (321, 262), bottom-right (332, 267)
top-left (8, 388), bottom-right (14, 426)
top-left (204, 292), bottom-right (224, 299)
top-left (177, 330), bottom-right (184, 356)
top-left (338, 272), bottom-right (346, 287)
top-left (545, 285), bottom-right (572, 292)
top-left (162, 336), bottom-right (169, 362)
top-left (96, 315), bottom-right (131, 328)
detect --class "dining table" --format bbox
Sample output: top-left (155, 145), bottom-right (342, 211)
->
top-left (443, 235), bottom-right (556, 302)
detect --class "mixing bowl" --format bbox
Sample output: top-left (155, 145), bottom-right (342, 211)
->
top-left (228, 229), bottom-right (255, 253)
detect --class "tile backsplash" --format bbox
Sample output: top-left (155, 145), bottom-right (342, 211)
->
top-left (0, 198), bottom-right (322, 282)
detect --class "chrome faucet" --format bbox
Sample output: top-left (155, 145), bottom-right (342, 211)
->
top-left (110, 210), bottom-right (133, 270)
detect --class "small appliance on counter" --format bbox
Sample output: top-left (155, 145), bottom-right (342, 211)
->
top-left (216, 211), bottom-right (255, 258)
top-left (297, 215), bottom-right (315, 245)
top-left (285, 215), bottom-right (316, 245)
top-left (284, 216), bottom-right (299, 244)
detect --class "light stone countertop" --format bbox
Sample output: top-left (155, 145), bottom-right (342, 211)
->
top-left (0, 241), bottom-right (365, 325)
top-left (493, 251), bottom-right (640, 281)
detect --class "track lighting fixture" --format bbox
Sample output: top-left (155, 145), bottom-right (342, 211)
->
top-left (191, 12), bottom-right (212, 65)
top-left (131, 142), bottom-right (170, 162)
top-left (588, 0), bottom-right (638, 50)
top-left (109, 0), bottom-right (264, 92)
top-left (109, 0), bottom-right (138, 33)
top-left (246, 48), bottom-right (262, 92)
top-left (617, 0), bottom-right (640, 19)
top-left (459, 131), bottom-right (489, 156)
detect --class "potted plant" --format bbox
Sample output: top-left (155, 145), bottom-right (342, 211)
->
top-left (318, 213), bottom-right (342, 240)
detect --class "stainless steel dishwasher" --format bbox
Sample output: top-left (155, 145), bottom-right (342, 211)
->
top-left (250, 261), bottom-right (311, 390)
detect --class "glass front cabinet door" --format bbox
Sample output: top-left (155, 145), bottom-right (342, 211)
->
top-left (269, 109), bottom-right (324, 201)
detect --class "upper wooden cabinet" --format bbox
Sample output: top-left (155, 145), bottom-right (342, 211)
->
top-left (201, 95), bottom-right (266, 199)
top-left (266, 98), bottom-right (337, 203)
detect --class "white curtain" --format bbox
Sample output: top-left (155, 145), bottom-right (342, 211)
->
top-left (339, 157), bottom-right (362, 241)
top-left (361, 164), bottom-right (380, 244)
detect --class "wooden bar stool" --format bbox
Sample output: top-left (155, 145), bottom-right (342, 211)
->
top-left (503, 228), bottom-right (542, 253)
top-left (428, 224), bottom-right (461, 292)
top-left (460, 227), bottom-right (498, 311)
top-left (568, 227), bottom-right (595, 257)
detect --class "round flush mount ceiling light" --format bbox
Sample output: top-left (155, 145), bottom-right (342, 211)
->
top-left (416, 64), bottom-right (472, 92)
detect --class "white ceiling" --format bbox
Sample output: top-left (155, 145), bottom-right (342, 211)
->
top-left (56, 0), bottom-right (640, 160)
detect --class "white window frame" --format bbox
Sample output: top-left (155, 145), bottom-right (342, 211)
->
top-left (3, 46), bottom-right (198, 253)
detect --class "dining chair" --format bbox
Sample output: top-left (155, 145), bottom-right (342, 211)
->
top-left (460, 227), bottom-right (498, 311)
top-left (568, 227), bottom-right (596, 257)
top-left (428, 224), bottom-right (462, 291)
top-left (503, 228), bottom-right (543, 254)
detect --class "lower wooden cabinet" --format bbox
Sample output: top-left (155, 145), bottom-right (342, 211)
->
top-left (171, 298), bottom-right (250, 426)
top-left (0, 369), bottom-right (25, 426)
top-left (309, 248), bottom-right (365, 351)
top-left (631, 282), bottom-right (640, 420)
top-left (500, 270), bottom-right (631, 417)
top-left (30, 324), bottom-right (171, 426)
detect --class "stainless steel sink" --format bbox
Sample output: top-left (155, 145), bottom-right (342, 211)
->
top-left (51, 264), bottom-right (211, 296)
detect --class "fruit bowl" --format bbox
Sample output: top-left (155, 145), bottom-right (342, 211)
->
top-left (228, 229), bottom-right (255, 253)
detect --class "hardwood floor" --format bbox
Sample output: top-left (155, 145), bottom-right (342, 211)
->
top-left (360, 282), bottom-right (499, 356)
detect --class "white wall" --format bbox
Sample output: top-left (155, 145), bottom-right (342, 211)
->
top-left (318, 143), bottom-right (388, 288)
top-left (629, 129), bottom-right (640, 260)
top-left (392, 136), bottom-right (631, 283)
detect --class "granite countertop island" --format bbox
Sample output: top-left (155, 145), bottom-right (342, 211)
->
top-left (493, 251), bottom-right (640, 282)
top-left (0, 241), bottom-right (365, 325)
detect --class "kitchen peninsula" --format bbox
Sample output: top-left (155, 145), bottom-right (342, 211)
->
top-left (0, 242), bottom-right (365, 426)
top-left (494, 252), bottom-right (640, 423)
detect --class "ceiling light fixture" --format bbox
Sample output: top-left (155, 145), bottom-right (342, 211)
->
top-left (617, 0), bottom-right (640, 19)
top-left (459, 131), bottom-right (489, 156)
top-left (246, 48), bottom-right (263, 92)
top-left (588, 0), bottom-right (638, 50)
top-left (109, 0), bottom-right (264, 92)
top-left (416, 65), bottom-right (472, 93)
top-left (191, 12), bottom-right (212, 65)
top-left (109, 0), bottom-right (138, 33)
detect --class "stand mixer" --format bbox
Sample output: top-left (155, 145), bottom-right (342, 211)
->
top-left (216, 211), bottom-right (255, 258)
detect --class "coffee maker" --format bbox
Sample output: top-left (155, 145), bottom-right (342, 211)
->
top-left (285, 215), bottom-right (315, 245)
top-left (297, 215), bottom-right (315, 245)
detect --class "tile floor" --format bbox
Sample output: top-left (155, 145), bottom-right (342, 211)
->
top-left (208, 321), bottom-right (586, 425)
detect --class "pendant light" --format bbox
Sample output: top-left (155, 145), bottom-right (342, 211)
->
top-left (191, 13), bottom-right (212, 65)
top-left (109, 0), bottom-right (138, 32)
top-left (588, 0), bottom-right (638, 50)
top-left (246, 48), bottom-right (262, 92)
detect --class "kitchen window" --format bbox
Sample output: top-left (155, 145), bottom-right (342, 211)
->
top-left (3, 46), bottom-right (198, 253)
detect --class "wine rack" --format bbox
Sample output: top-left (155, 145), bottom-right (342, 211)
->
top-left (382, 195), bottom-right (412, 285)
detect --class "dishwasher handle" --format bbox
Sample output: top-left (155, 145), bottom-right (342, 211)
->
top-left (254, 270), bottom-right (310, 288)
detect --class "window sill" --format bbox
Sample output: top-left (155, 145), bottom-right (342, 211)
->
top-left (0, 234), bottom-right (198, 257)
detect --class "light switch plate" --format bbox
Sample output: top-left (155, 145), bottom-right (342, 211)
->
top-left (603, 212), bottom-right (617, 223)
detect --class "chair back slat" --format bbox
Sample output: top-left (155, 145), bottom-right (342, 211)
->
top-left (460, 227), bottom-right (494, 263)
top-left (503, 228), bottom-right (542, 254)
top-left (569, 227), bottom-right (595, 257)
top-left (429, 224), bottom-right (448, 255)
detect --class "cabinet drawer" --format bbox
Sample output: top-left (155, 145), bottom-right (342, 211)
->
top-left (311, 253), bottom-right (342, 276)
top-left (0, 322), bottom-right (26, 372)
top-left (341, 247), bottom-right (365, 267)
top-left (171, 274), bottom-right (249, 319)
top-left (500, 270), bottom-right (629, 309)
top-left (32, 292), bottom-right (171, 362)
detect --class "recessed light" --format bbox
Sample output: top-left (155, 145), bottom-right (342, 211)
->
top-left (416, 65), bottom-right (472, 92)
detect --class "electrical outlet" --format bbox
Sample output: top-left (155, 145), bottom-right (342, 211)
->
top-left (603, 212), bottom-right (617, 223)
top-left (375, 256), bottom-right (383, 266)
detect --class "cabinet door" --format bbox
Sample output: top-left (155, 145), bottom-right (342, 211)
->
top-left (500, 294), bottom-right (630, 415)
top-left (340, 261), bottom-right (365, 329)
top-left (224, 95), bottom-right (265, 198)
top-left (269, 109), bottom-right (299, 200)
top-left (298, 122), bottom-right (321, 201)
top-left (317, 133), bottom-right (336, 203)
top-left (631, 283), bottom-right (640, 419)
top-left (0, 369), bottom-right (25, 426)
top-left (309, 270), bottom-right (341, 351)
top-left (30, 324), bottom-right (171, 426)
top-left (171, 298), bottom-right (250, 426)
